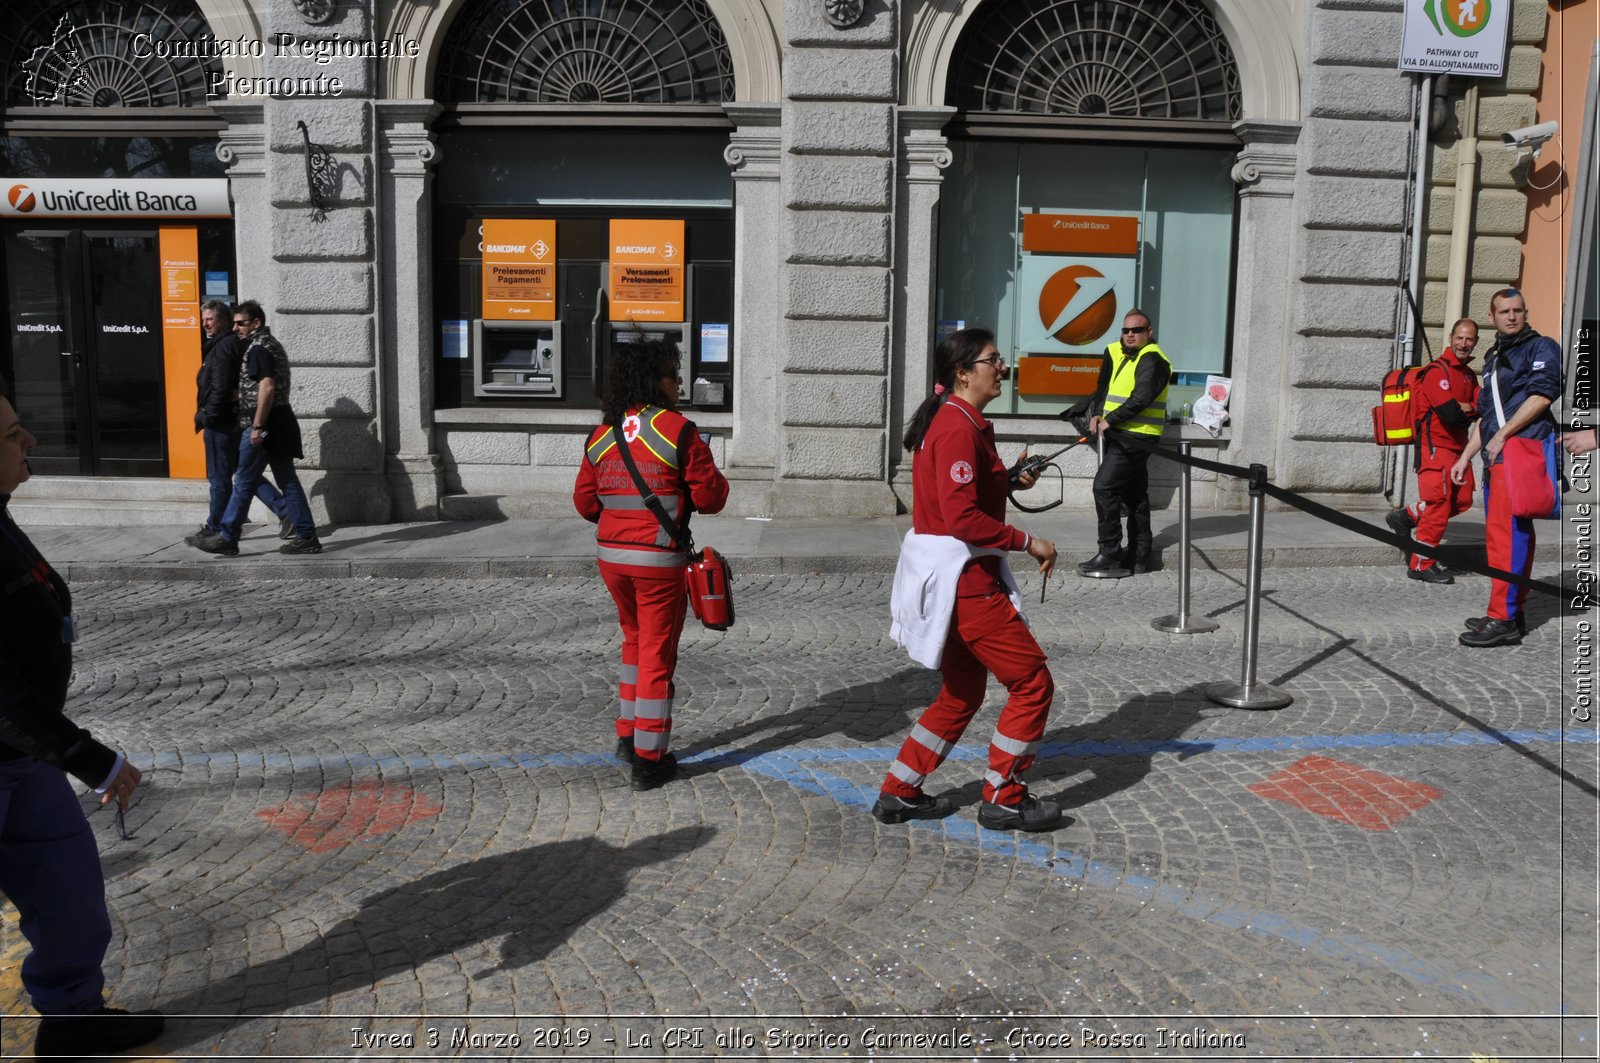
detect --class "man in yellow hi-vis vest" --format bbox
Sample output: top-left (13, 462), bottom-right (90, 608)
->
top-left (1081, 308), bottom-right (1172, 576)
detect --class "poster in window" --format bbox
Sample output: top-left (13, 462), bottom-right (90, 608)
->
top-left (482, 219), bottom-right (556, 321)
top-left (610, 219), bottom-right (684, 321)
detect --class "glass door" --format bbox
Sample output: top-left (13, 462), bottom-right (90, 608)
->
top-left (1, 227), bottom-right (167, 476)
top-left (4, 229), bottom-right (84, 475)
top-left (83, 231), bottom-right (165, 475)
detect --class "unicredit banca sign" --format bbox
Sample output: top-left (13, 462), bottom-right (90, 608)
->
top-left (1, 179), bottom-right (231, 219)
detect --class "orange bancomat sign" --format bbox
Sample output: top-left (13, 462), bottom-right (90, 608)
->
top-left (482, 219), bottom-right (556, 320)
top-left (1016, 355), bottom-right (1104, 398)
top-left (609, 219), bottom-right (684, 320)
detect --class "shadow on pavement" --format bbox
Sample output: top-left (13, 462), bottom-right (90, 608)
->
top-left (681, 668), bottom-right (941, 773)
top-left (1033, 687), bottom-right (1213, 809)
top-left (156, 827), bottom-right (712, 1048)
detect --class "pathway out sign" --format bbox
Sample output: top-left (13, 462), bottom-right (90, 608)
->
top-left (1398, 0), bottom-right (1511, 76)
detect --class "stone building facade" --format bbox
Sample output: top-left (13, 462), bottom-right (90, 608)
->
top-left (0, 0), bottom-right (1589, 522)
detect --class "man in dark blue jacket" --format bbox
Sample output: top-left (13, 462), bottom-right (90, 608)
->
top-left (0, 382), bottom-right (164, 1058)
top-left (1448, 289), bottom-right (1563, 647)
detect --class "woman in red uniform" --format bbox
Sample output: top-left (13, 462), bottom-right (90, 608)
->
top-left (574, 340), bottom-right (729, 790)
top-left (877, 328), bottom-right (1063, 832)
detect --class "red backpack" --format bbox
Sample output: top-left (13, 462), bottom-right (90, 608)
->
top-left (1371, 362), bottom-right (1440, 449)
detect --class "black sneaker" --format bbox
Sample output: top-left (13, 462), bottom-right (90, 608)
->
top-left (871, 791), bottom-right (955, 824)
top-left (279, 515), bottom-right (295, 540)
top-left (615, 736), bottom-right (635, 764)
top-left (977, 794), bottom-right (1065, 832)
top-left (1458, 618), bottom-right (1524, 648)
top-left (35, 1006), bottom-right (165, 1059)
top-left (1407, 565), bottom-right (1454, 585)
top-left (192, 531), bottom-right (239, 556)
top-left (1385, 509), bottom-right (1415, 560)
top-left (631, 751), bottom-right (678, 791)
top-left (279, 536), bottom-right (323, 555)
top-left (183, 524), bottom-right (213, 547)
top-left (1463, 614), bottom-right (1526, 635)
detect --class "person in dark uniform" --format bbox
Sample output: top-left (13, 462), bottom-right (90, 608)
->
top-left (1080, 308), bottom-right (1172, 576)
top-left (0, 380), bottom-right (164, 1059)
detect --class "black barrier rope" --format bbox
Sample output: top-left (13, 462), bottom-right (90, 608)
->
top-left (1098, 431), bottom-right (1572, 602)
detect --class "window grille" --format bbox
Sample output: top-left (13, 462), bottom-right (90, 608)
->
top-left (4, 0), bottom-right (220, 108)
top-left (949, 0), bottom-right (1241, 121)
top-left (437, 0), bottom-right (733, 105)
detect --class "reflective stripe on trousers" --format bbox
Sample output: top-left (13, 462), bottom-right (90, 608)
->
top-left (881, 592), bottom-right (1054, 807)
top-left (599, 560), bottom-right (688, 761)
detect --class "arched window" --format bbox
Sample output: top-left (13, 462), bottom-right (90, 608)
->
top-left (436, 0), bottom-right (733, 105)
top-left (948, 0), bottom-right (1241, 121)
top-left (2, 0), bottom-right (221, 108)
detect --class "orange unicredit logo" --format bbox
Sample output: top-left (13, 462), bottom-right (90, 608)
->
top-left (8, 184), bottom-right (36, 212)
top-left (1038, 265), bottom-right (1118, 347)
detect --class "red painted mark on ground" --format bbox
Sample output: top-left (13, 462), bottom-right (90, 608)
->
top-left (1246, 754), bottom-right (1443, 832)
top-left (258, 780), bottom-right (443, 853)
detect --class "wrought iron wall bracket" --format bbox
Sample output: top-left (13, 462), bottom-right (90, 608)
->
top-left (297, 119), bottom-right (337, 221)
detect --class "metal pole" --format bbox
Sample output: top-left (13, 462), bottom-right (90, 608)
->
top-left (1153, 441), bottom-right (1217, 634)
top-left (1206, 464), bottom-right (1292, 709)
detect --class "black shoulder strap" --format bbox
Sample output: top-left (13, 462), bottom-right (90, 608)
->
top-left (611, 422), bottom-right (693, 553)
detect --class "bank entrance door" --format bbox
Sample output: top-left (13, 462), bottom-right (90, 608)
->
top-left (3, 228), bottom-right (167, 477)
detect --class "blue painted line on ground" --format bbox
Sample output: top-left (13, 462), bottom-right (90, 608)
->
top-left (143, 725), bottom-right (1590, 1014)
top-left (734, 752), bottom-right (1557, 1015)
top-left (145, 727), bottom-right (1596, 778)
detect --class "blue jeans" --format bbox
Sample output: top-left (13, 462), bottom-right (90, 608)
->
top-left (218, 431), bottom-right (316, 543)
top-left (203, 427), bottom-right (285, 534)
top-left (0, 758), bottom-right (112, 1014)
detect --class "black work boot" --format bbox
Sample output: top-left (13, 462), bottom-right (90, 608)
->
top-left (871, 791), bottom-right (955, 824)
top-left (1077, 549), bottom-right (1124, 574)
top-left (615, 736), bottom-right (635, 763)
top-left (1464, 614), bottom-right (1526, 634)
top-left (1458, 618), bottom-right (1525, 648)
top-left (630, 751), bottom-right (678, 791)
top-left (977, 794), bottom-right (1066, 832)
top-left (35, 1006), bottom-right (165, 1060)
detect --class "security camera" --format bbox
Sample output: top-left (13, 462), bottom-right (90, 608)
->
top-left (1502, 121), bottom-right (1558, 156)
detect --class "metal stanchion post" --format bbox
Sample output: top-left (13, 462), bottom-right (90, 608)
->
top-left (1205, 463), bottom-right (1292, 710)
top-left (1153, 440), bottom-right (1218, 635)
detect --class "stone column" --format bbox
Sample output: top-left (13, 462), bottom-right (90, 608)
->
top-left (889, 106), bottom-right (954, 500)
top-left (378, 101), bottom-right (443, 520)
top-left (722, 103), bottom-right (782, 484)
top-left (775, 0), bottom-right (899, 516)
top-left (1222, 119), bottom-right (1300, 506)
top-left (258, 0), bottom-right (388, 522)
top-left (213, 101), bottom-right (268, 306)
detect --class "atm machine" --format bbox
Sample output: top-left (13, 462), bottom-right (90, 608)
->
top-left (472, 319), bottom-right (564, 398)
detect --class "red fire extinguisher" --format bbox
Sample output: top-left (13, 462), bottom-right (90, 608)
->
top-left (686, 547), bottom-right (735, 631)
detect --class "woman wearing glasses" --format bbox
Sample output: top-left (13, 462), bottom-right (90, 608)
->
top-left (877, 328), bottom-right (1064, 832)
top-left (573, 340), bottom-right (728, 791)
top-left (0, 381), bottom-right (164, 1058)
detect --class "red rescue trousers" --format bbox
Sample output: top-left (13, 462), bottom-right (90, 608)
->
top-left (600, 561), bottom-right (688, 762)
top-left (881, 591), bottom-right (1054, 807)
top-left (1483, 464), bottom-right (1535, 621)
top-left (1405, 459), bottom-right (1474, 572)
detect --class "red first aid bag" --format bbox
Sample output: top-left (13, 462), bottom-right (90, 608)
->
top-left (1371, 364), bottom-right (1432, 446)
top-left (686, 547), bottom-right (735, 631)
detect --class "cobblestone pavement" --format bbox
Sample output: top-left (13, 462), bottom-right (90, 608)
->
top-left (2, 566), bottom-right (1595, 1061)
